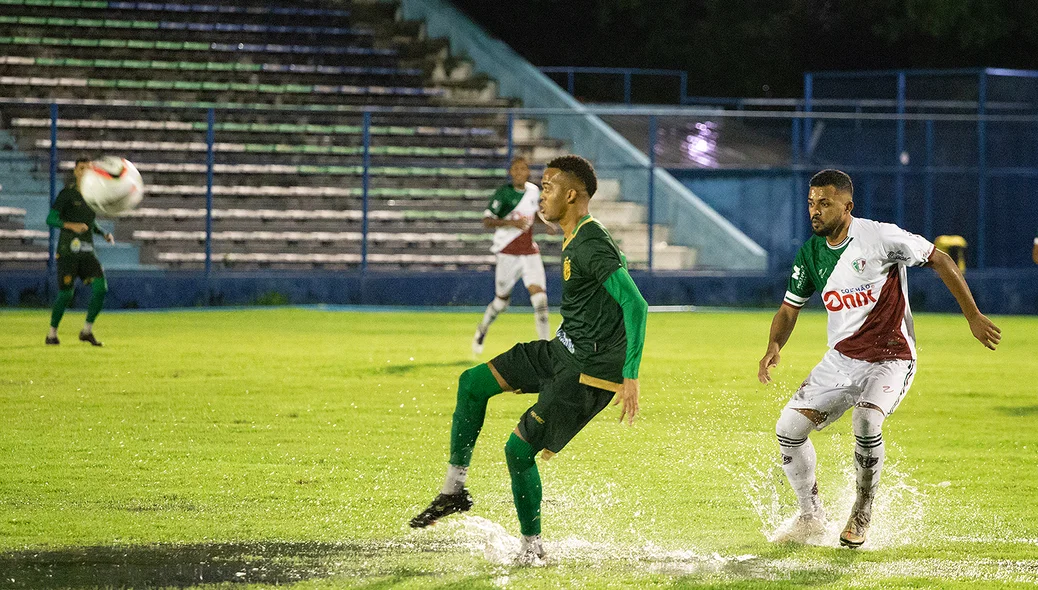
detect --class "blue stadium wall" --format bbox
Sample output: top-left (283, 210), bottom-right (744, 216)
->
top-left (3, 268), bottom-right (1038, 314)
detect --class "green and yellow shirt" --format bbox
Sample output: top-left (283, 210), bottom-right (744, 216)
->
top-left (557, 215), bottom-right (647, 390)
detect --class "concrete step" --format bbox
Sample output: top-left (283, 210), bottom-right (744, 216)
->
top-left (609, 224), bottom-right (670, 249)
top-left (595, 178), bottom-right (621, 201)
top-left (95, 241), bottom-right (142, 270)
top-left (513, 119), bottom-right (546, 143)
top-left (624, 244), bottom-right (698, 270)
top-left (0, 194), bottom-right (50, 228)
top-left (591, 201), bottom-right (645, 225)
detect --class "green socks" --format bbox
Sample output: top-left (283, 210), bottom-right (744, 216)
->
top-left (85, 277), bottom-right (107, 323)
top-left (51, 278), bottom-right (107, 330)
top-left (505, 432), bottom-right (542, 536)
top-left (448, 364), bottom-right (504, 466)
top-left (50, 288), bottom-right (74, 329)
top-left (446, 365), bottom-right (542, 536)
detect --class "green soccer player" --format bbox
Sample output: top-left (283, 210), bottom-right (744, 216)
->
top-left (45, 158), bottom-right (113, 347)
top-left (410, 155), bottom-right (648, 565)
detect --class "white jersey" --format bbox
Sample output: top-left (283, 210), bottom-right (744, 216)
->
top-left (783, 217), bottom-right (935, 362)
top-left (485, 181), bottom-right (540, 254)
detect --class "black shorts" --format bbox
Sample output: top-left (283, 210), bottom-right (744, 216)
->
top-left (490, 339), bottom-right (617, 454)
top-left (56, 251), bottom-right (104, 289)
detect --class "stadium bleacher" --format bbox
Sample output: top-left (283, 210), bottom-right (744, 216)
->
top-left (0, 0), bottom-right (693, 271)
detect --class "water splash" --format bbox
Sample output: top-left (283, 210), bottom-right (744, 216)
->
top-left (727, 436), bottom-right (932, 549)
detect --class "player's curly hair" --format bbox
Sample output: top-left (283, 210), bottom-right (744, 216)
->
top-left (810, 169), bottom-right (853, 196)
top-left (547, 155), bottom-right (597, 198)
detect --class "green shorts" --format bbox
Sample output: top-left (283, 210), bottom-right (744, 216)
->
top-left (56, 251), bottom-right (104, 289)
top-left (490, 339), bottom-right (618, 454)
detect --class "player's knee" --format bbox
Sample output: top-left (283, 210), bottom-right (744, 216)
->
top-left (457, 365), bottom-right (498, 402)
top-left (457, 367), bottom-right (481, 398)
top-left (529, 290), bottom-right (548, 309)
top-left (504, 432), bottom-right (535, 473)
top-left (851, 404), bottom-right (884, 438)
top-left (776, 408), bottom-right (814, 448)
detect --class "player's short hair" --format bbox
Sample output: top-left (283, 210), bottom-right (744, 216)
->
top-left (546, 155), bottom-right (597, 197)
top-left (810, 169), bottom-right (853, 197)
top-left (74, 157), bottom-right (91, 166)
top-left (510, 155), bottom-right (528, 166)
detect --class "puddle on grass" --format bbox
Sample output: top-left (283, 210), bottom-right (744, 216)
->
top-left (3, 529), bottom-right (1038, 588)
top-left (0, 542), bottom-right (350, 588)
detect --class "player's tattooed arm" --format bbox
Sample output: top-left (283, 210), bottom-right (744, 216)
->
top-left (925, 249), bottom-right (1001, 350)
top-left (758, 304), bottom-right (801, 384)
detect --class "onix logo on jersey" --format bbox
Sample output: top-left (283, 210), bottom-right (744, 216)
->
top-left (823, 287), bottom-right (877, 311)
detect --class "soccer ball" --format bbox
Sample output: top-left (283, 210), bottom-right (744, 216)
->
top-left (79, 156), bottom-right (144, 217)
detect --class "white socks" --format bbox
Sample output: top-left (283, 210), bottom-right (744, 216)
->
top-left (479, 297), bottom-right (509, 333)
top-left (441, 464), bottom-right (468, 495)
top-left (530, 291), bottom-right (550, 340)
top-left (852, 405), bottom-right (885, 500)
top-left (478, 293), bottom-right (549, 340)
top-left (776, 408), bottom-right (822, 514)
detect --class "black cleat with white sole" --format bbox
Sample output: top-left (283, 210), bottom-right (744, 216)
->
top-left (409, 488), bottom-right (474, 528)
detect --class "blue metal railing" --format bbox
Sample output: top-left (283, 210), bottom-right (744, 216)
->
top-left (17, 99), bottom-right (1038, 273)
top-left (539, 67), bottom-right (688, 105)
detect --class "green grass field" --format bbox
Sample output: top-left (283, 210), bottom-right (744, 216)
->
top-left (1, 307), bottom-right (1036, 589)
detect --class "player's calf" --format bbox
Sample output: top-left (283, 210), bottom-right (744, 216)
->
top-left (776, 409), bottom-right (824, 516)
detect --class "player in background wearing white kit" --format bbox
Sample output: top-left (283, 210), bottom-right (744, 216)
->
top-left (473, 156), bottom-right (558, 355)
top-left (758, 169), bottom-right (1001, 548)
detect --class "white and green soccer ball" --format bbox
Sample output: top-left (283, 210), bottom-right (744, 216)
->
top-left (79, 156), bottom-right (145, 217)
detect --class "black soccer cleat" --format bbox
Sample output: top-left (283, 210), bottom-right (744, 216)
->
top-left (45, 335), bottom-right (59, 346)
top-left (409, 488), bottom-right (474, 528)
top-left (79, 331), bottom-right (103, 347)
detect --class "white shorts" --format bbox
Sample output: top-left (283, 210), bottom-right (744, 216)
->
top-left (784, 349), bottom-right (917, 429)
top-left (494, 253), bottom-right (546, 297)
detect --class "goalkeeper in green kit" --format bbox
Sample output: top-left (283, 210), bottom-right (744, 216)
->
top-left (45, 158), bottom-right (113, 347)
top-left (410, 155), bottom-right (648, 565)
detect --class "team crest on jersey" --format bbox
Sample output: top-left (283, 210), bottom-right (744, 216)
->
top-left (563, 257), bottom-right (571, 280)
top-left (852, 258), bottom-right (867, 274)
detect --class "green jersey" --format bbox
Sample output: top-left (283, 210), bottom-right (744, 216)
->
top-left (557, 215), bottom-right (640, 388)
top-left (50, 185), bottom-right (103, 255)
top-left (487, 184), bottom-right (526, 218)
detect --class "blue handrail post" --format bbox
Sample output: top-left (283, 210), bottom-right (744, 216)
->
top-left (567, 70), bottom-right (575, 96)
top-left (506, 111), bottom-right (514, 164)
top-left (976, 70), bottom-right (988, 268)
top-left (204, 108), bottom-right (215, 282)
top-left (791, 111), bottom-right (803, 258)
top-left (803, 73), bottom-right (814, 159)
top-left (623, 72), bottom-right (632, 105)
top-left (48, 103), bottom-right (58, 280)
top-left (679, 71), bottom-right (688, 104)
top-left (647, 114), bottom-right (656, 272)
top-left (924, 119), bottom-right (934, 240)
top-left (894, 71), bottom-right (906, 227)
top-left (361, 111), bottom-right (371, 275)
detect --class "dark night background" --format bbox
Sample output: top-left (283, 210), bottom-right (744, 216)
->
top-left (449, 0), bottom-right (1038, 99)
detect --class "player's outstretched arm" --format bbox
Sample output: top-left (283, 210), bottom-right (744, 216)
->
top-left (759, 304), bottom-right (800, 384)
top-left (926, 248), bottom-right (1001, 350)
top-left (604, 267), bottom-right (647, 425)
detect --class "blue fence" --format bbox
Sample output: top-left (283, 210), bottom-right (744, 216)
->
top-left (539, 67), bottom-right (689, 106)
top-left (4, 96), bottom-right (1038, 301)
